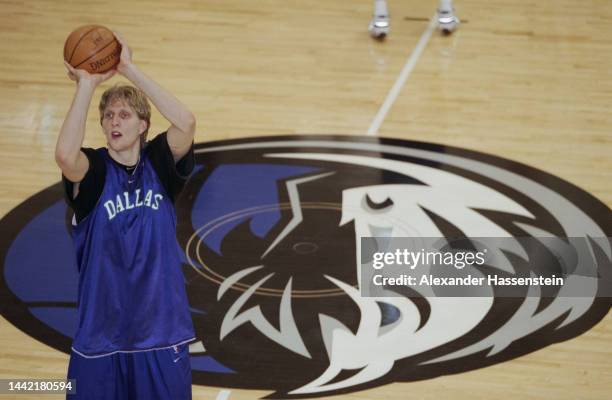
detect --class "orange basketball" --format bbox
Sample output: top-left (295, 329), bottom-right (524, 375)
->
top-left (64, 25), bottom-right (121, 74)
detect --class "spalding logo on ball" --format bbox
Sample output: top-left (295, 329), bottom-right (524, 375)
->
top-left (63, 25), bottom-right (120, 74)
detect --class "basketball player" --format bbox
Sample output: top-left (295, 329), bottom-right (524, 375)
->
top-left (369, 0), bottom-right (460, 38)
top-left (56, 32), bottom-right (196, 399)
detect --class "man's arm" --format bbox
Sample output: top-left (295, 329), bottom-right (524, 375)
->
top-left (114, 32), bottom-right (196, 162)
top-left (55, 62), bottom-right (115, 196)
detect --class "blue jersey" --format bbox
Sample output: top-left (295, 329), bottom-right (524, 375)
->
top-left (70, 147), bottom-right (195, 357)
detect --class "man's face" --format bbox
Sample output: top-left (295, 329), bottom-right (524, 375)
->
top-left (101, 98), bottom-right (147, 153)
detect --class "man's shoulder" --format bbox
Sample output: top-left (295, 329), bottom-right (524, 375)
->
top-left (144, 132), bottom-right (169, 153)
top-left (82, 146), bottom-right (107, 159)
top-left (82, 147), bottom-right (107, 171)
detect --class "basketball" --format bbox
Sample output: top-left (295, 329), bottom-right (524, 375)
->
top-left (63, 25), bottom-right (120, 74)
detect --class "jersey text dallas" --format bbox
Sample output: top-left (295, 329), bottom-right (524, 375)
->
top-left (104, 189), bottom-right (164, 220)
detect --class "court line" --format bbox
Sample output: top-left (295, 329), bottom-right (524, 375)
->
top-left (366, 15), bottom-right (437, 136)
top-left (216, 389), bottom-right (232, 400)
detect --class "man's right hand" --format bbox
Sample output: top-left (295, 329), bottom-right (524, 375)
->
top-left (64, 61), bottom-right (116, 86)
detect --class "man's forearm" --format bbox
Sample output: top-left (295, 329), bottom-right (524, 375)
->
top-left (56, 80), bottom-right (96, 165)
top-left (121, 63), bottom-right (195, 135)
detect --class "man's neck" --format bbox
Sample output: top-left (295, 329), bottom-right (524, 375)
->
top-left (108, 144), bottom-right (140, 166)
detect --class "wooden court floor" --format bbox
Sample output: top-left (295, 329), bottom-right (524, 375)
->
top-left (0, 0), bottom-right (610, 399)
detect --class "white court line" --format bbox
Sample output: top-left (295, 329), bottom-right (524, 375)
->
top-left (366, 15), bottom-right (438, 136)
top-left (215, 389), bottom-right (232, 400)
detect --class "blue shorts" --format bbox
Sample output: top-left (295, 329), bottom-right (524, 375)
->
top-left (66, 344), bottom-right (192, 400)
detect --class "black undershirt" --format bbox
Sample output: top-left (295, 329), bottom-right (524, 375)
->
top-left (63, 132), bottom-right (194, 223)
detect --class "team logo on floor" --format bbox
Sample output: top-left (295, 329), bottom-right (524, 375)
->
top-left (1, 135), bottom-right (610, 398)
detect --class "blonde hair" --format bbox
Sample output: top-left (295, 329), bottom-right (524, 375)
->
top-left (99, 84), bottom-right (151, 142)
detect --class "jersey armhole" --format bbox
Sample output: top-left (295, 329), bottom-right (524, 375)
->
top-left (146, 132), bottom-right (194, 202)
top-left (63, 148), bottom-right (107, 224)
